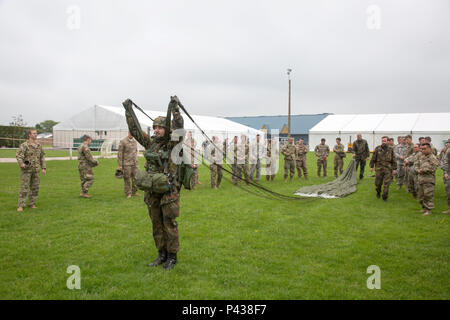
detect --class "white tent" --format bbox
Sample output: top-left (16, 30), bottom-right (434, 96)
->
top-left (309, 113), bottom-right (450, 151)
top-left (53, 105), bottom-right (264, 149)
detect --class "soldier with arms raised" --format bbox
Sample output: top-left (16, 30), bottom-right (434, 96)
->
top-left (122, 96), bottom-right (183, 270)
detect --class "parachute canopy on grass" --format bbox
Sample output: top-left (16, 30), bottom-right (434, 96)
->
top-left (294, 159), bottom-right (358, 198)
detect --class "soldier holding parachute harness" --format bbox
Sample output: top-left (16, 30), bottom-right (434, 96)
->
top-left (123, 96), bottom-right (186, 270)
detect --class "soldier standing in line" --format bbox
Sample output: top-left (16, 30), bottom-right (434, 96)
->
top-left (370, 136), bottom-right (397, 201)
top-left (281, 137), bottom-right (296, 182)
top-left (425, 137), bottom-right (438, 156)
top-left (438, 139), bottom-right (449, 162)
top-left (118, 132), bottom-right (139, 198)
top-left (388, 137), bottom-right (395, 148)
top-left (208, 135), bottom-right (223, 189)
top-left (352, 133), bottom-right (370, 180)
top-left (404, 143), bottom-right (421, 199)
top-left (440, 139), bottom-right (450, 214)
top-left (333, 137), bottom-right (346, 178)
top-left (314, 138), bottom-right (330, 178)
top-left (265, 139), bottom-right (277, 181)
top-left (16, 129), bottom-right (46, 212)
top-left (123, 96), bottom-right (184, 270)
top-left (403, 135), bottom-right (414, 192)
top-left (77, 135), bottom-right (98, 198)
top-left (295, 138), bottom-right (308, 180)
top-left (415, 143), bottom-right (440, 216)
top-left (249, 134), bottom-right (263, 183)
top-left (230, 136), bottom-right (240, 185)
top-left (394, 136), bottom-right (407, 189)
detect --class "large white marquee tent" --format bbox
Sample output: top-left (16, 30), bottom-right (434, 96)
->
top-left (53, 105), bottom-right (264, 149)
top-left (309, 113), bottom-right (450, 151)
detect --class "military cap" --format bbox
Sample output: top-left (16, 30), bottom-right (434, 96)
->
top-left (81, 134), bottom-right (91, 141)
top-left (153, 116), bottom-right (167, 128)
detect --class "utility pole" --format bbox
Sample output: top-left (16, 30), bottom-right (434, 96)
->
top-left (287, 68), bottom-right (292, 138)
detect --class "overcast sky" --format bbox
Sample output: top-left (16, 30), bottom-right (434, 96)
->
top-left (0, 0), bottom-right (449, 126)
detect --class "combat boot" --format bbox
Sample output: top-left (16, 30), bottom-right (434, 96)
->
top-left (422, 210), bottom-right (432, 216)
top-left (382, 194), bottom-right (388, 201)
top-left (80, 193), bottom-right (91, 198)
top-left (17, 207), bottom-right (23, 212)
top-left (149, 249), bottom-right (167, 267)
top-left (163, 253), bottom-right (177, 270)
top-left (376, 191), bottom-right (381, 199)
top-left (442, 209), bottom-right (450, 214)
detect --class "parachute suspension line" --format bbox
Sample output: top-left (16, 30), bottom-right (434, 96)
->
top-left (130, 100), bottom-right (155, 122)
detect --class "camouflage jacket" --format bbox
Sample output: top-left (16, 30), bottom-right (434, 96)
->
top-left (439, 146), bottom-right (448, 161)
top-left (123, 99), bottom-right (183, 186)
top-left (440, 148), bottom-right (449, 175)
top-left (295, 144), bottom-right (308, 160)
top-left (394, 144), bottom-right (408, 161)
top-left (415, 153), bottom-right (439, 184)
top-left (333, 144), bottom-right (346, 159)
top-left (235, 142), bottom-right (249, 163)
top-left (352, 139), bottom-right (370, 160)
top-left (314, 144), bottom-right (330, 160)
top-left (405, 151), bottom-right (421, 168)
top-left (405, 143), bottom-right (414, 157)
top-left (78, 143), bottom-right (98, 169)
top-left (281, 143), bottom-right (296, 161)
top-left (370, 144), bottom-right (397, 170)
top-left (118, 137), bottom-right (138, 167)
top-left (16, 141), bottom-right (46, 171)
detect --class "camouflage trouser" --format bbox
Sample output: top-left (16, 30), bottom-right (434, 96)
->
top-left (249, 159), bottom-right (261, 182)
top-left (232, 163), bottom-right (249, 184)
top-left (123, 165), bottom-right (138, 196)
top-left (284, 159), bottom-right (295, 179)
top-left (375, 167), bottom-right (393, 197)
top-left (191, 167), bottom-right (199, 188)
top-left (418, 182), bottom-right (435, 211)
top-left (145, 191), bottom-right (180, 254)
top-left (266, 162), bottom-right (275, 181)
top-left (296, 158), bottom-right (308, 178)
top-left (334, 156), bottom-right (344, 177)
top-left (444, 176), bottom-right (450, 207)
top-left (396, 161), bottom-right (405, 186)
top-left (317, 158), bottom-right (327, 177)
top-left (210, 163), bottom-right (223, 188)
top-left (18, 169), bottom-right (40, 208)
top-left (79, 167), bottom-right (94, 194)
top-left (355, 158), bottom-right (366, 179)
top-left (406, 167), bottom-right (418, 197)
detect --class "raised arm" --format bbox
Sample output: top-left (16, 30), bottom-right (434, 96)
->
top-left (122, 99), bottom-right (152, 149)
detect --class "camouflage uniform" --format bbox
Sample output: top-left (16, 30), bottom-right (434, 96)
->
top-left (352, 139), bottom-right (370, 179)
top-left (209, 143), bottom-right (223, 188)
top-left (118, 136), bottom-right (139, 196)
top-left (405, 151), bottom-right (421, 198)
top-left (370, 144), bottom-right (397, 199)
top-left (231, 141), bottom-right (249, 185)
top-left (394, 143), bottom-right (408, 186)
top-left (265, 142), bottom-right (276, 181)
top-left (281, 142), bottom-right (296, 180)
top-left (314, 143), bottom-right (330, 177)
top-left (78, 142), bottom-right (98, 194)
top-left (333, 143), bottom-right (346, 178)
top-left (249, 141), bottom-right (263, 182)
top-left (123, 98), bottom-right (183, 255)
top-left (404, 142), bottom-right (414, 189)
top-left (187, 139), bottom-right (199, 189)
top-left (16, 141), bottom-right (46, 208)
top-left (415, 153), bottom-right (440, 211)
top-left (295, 143), bottom-right (308, 179)
top-left (440, 148), bottom-right (450, 209)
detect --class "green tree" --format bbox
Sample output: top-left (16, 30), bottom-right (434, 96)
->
top-left (9, 115), bottom-right (28, 147)
top-left (35, 120), bottom-right (59, 133)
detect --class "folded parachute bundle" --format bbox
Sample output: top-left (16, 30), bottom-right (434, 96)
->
top-left (294, 159), bottom-right (358, 198)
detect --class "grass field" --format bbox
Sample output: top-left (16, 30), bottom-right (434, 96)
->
top-left (0, 153), bottom-right (449, 299)
top-left (0, 148), bottom-right (101, 158)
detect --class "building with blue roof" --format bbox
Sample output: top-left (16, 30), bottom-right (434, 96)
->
top-left (226, 114), bottom-right (330, 143)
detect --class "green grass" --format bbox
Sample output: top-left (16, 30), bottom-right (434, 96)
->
top-left (0, 149), bottom-right (101, 158)
top-left (0, 153), bottom-right (449, 299)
